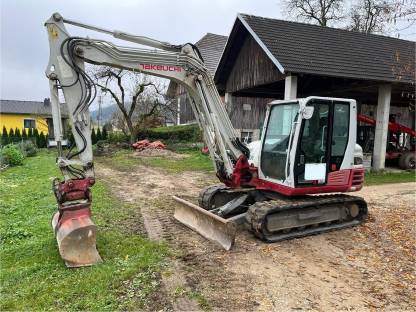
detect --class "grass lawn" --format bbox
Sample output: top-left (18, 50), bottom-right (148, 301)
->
top-left (97, 148), bottom-right (213, 173)
top-left (0, 150), bottom-right (168, 311)
top-left (98, 146), bottom-right (416, 186)
top-left (364, 170), bottom-right (415, 186)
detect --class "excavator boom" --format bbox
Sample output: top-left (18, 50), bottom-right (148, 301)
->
top-left (45, 12), bottom-right (249, 266)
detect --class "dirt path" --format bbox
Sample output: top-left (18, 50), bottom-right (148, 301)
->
top-left (95, 161), bottom-right (415, 311)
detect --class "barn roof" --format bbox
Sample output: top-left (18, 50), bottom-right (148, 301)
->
top-left (215, 14), bottom-right (416, 85)
top-left (0, 99), bottom-right (68, 117)
top-left (195, 33), bottom-right (228, 75)
top-left (167, 33), bottom-right (227, 97)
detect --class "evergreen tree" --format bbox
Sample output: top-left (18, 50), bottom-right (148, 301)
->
top-left (102, 126), bottom-right (108, 140)
top-left (1, 126), bottom-right (9, 146)
top-left (22, 128), bottom-right (28, 141)
top-left (68, 132), bottom-right (75, 146)
top-left (96, 128), bottom-right (102, 142)
top-left (28, 128), bottom-right (34, 144)
top-left (38, 132), bottom-right (47, 148)
top-left (33, 129), bottom-right (39, 147)
top-left (15, 128), bottom-right (21, 141)
top-left (91, 128), bottom-right (97, 144)
top-left (9, 128), bottom-right (15, 143)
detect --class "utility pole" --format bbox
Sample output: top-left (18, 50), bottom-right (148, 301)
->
top-left (97, 94), bottom-right (103, 129)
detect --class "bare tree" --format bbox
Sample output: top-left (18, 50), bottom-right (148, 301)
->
top-left (92, 67), bottom-right (174, 143)
top-left (348, 0), bottom-right (393, 33)
top-left (390, 0), bottom-right (416, 35)
top-left (284, 0), bottom-right (345, 26)
top-left (347, 0), bottom-right (416, 36)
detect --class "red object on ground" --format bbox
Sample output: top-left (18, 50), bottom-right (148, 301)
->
top-left (132, 139), bottom-right (166, 150)
top-left (201, 146), bottom-right (209, 154)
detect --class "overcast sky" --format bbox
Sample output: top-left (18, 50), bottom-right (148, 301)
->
top-left (1, 0), bottom-right (414, 105)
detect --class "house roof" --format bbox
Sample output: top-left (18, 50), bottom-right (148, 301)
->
top-left (216, 14), bottom-right (415, 85)
top-left (195, 33), bottom-right (228, 75)
top-left (0, 99), bottom-right (69, 117)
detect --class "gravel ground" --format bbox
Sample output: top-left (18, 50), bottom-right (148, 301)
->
top-left (95, 160), bottom-right (415, 311)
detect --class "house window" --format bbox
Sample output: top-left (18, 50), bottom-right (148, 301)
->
top-left (24, 119), bottom-right (36, 129)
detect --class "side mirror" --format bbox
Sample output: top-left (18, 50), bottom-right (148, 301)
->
top-left (301, 106), bottom-right (314, 119)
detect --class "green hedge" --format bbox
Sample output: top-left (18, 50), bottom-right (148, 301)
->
top-left (137, 124), bottom-right (201, 142)
top-left (1, 128), bottom-right (47, 148)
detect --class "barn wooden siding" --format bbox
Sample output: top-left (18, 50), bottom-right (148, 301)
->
top-left (227, 96), bottom-right (275, 130)
top-left (226, 35), bottom-right (283, 93)
top-left (176, 87), bottom-right (274, 132)
top-left (179, 93), bottom-right (195, 124)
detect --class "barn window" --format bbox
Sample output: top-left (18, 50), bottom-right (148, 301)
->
top-left (24, 119), bottom-right (36, 129)
top-left (243, 104), bottom-right (251, 111)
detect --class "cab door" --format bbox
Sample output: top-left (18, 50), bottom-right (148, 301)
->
top-left (294, 99), bottom-right (330, 185)
top-left (294, 99), bottom-right (351, 186)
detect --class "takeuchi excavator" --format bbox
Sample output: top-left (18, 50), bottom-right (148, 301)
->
top-left (45, 13), bottom-right (367, 267)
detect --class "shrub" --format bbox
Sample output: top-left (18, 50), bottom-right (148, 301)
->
top-left (22, 128), bottom-right (27, 140)
top-left (91, 128), bottom-right (97, 144)
top-left (1, 126), bottom-right (9, 146)
top-left (15, 128), bottom-right (21, 141)
top-left (107, 132), bottom-right (130, 144)
top-left (137, 124), bottom-right (201, 143)
top-left (102, 127), bottom-right (108, 140)
top-left (17, 141), bottom-right (37, 157)
top-left (37, 132), bottom-right (47, 148)
top-left (96, 128), bottom-right (102, 142)
top-left (0, 144), bottom-right (25, 166)
top-left (68, 131), bottom-right (75, 146)
top-left (8, 128), bottom-right (15, 143)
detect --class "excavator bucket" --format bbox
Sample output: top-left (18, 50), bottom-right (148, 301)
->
top-left (173, 196), bottom-right (237, 250)
top-left (52, 208), bottom-right (102, 268)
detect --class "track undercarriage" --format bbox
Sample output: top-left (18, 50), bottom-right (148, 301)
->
top-left (174, 184), bottom-right (368, 249)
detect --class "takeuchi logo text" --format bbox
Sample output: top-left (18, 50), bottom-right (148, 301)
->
top-left (140, 64), bottom-right (182, 72)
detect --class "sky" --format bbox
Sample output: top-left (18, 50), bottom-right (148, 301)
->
top-left (0, 0), bottom-right (284, 104)
top-left (0, 0), bottom-right (414, 106)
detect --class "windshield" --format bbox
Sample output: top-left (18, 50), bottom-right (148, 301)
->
top-left (261, 103), bottom-right (299, 181)
top-left (263, 103), bottom-right (299, 152)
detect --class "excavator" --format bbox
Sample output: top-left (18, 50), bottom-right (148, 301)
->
top-left (45, 13), bottom-right (367, 267)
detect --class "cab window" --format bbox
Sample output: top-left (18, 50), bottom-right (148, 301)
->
top-left (261, 103), bottom-right (298, 181)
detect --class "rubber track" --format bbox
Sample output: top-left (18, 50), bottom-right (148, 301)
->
top-left (246, 194), bottom-right (368, 242)
top-left (198, 184), bottom-right (231, 210)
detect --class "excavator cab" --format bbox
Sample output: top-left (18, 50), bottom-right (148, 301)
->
top-left (259, 97), bottom-right (360, 193)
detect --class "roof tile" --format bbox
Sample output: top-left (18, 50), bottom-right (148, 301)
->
top-left (239, 14), bottom-right (415, 83)
top-left (0, 99), bottom-right (69, 117)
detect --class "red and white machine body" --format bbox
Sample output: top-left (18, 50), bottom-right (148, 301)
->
top-left (45, 13), bottom-right (366, 265)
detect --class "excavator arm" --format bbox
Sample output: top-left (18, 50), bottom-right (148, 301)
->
top-left (45, 13), bottom-right (249, 266)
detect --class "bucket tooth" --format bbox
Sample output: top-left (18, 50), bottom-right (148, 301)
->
top-left (173, 196), bottom-right (237, 250)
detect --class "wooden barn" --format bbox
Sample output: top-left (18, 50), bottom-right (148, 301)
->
top-left (170, 14), bottom-right (415, 170)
